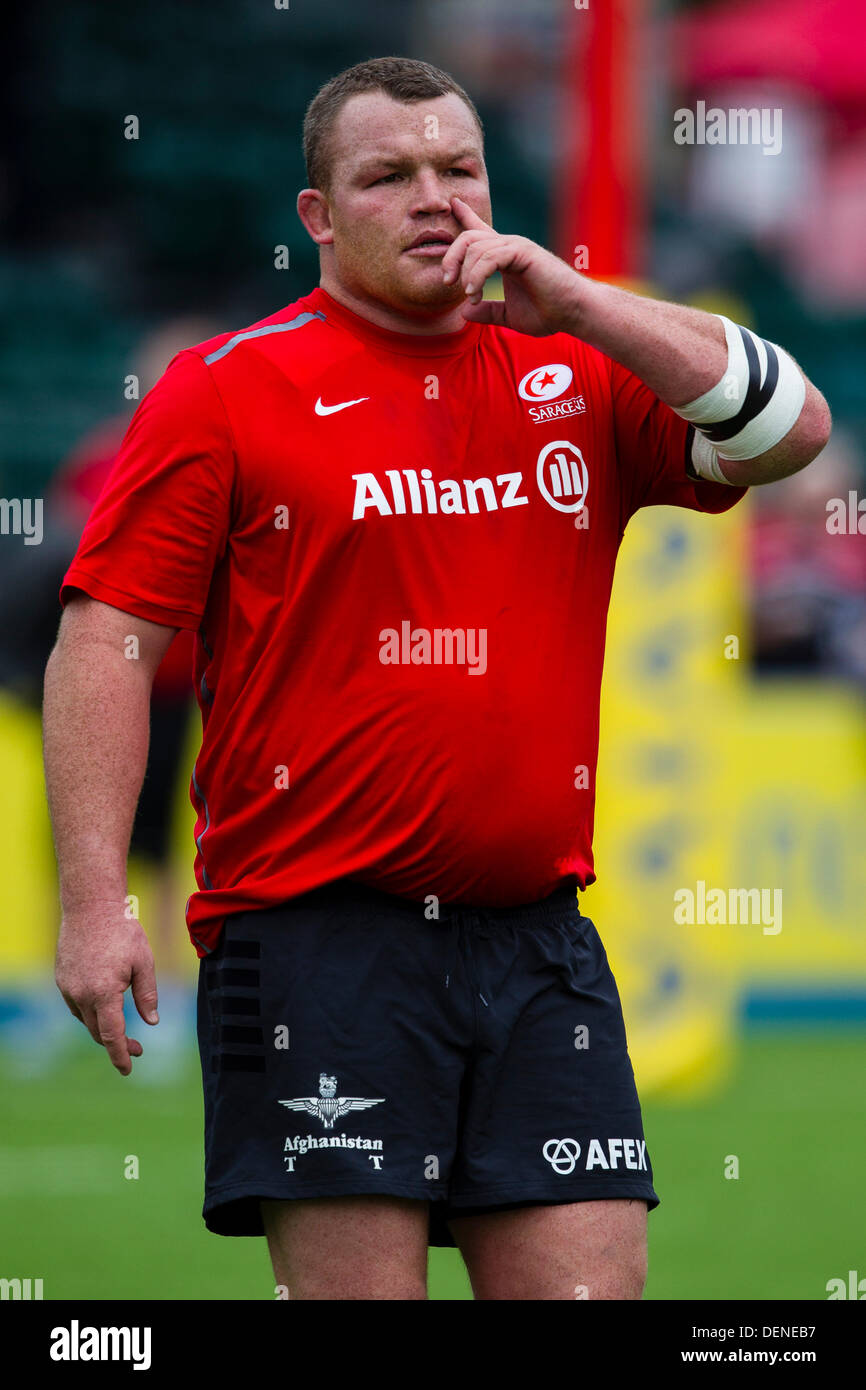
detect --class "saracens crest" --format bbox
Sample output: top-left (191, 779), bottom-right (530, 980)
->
top-left (279, 1073), bottom-right (385, 1130)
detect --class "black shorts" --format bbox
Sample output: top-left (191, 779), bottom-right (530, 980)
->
top-left (196, 879), bottom-right (659, 1247)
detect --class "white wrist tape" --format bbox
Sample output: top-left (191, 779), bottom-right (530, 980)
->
top-left (677, 315), bottom-right (806, 480)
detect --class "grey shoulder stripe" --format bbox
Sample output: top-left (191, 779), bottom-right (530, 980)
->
top-left (203, 309), bottom-right (326, 365)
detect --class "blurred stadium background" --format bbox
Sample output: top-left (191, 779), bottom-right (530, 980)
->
top-left (1, 0), bottom-right (864, 1300)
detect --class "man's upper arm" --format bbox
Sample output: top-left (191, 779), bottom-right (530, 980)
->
top-left (54, 591), bottom-right (178, 684)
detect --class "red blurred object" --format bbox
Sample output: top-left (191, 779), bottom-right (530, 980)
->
top-left (751, 511), bottom-right (866, 592)
top-left (672, 0), bottom-right (866, 111)
top-left (51, 418), bottom-right (196, 701)
top-left (555, 0), bottom-right (647, 279)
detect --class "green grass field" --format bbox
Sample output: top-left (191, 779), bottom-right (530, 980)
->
top-left (1, 1029), bottom-right (863, 1301)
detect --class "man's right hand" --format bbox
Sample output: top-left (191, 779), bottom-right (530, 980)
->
top-left (55, 903), bottom-right (159, 1075)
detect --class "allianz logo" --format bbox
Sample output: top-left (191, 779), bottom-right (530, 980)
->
top-left (352, 441), bottom-right (589, 519)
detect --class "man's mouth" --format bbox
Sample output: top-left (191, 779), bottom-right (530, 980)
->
top-left (403, 231), bottom-right (455, 257)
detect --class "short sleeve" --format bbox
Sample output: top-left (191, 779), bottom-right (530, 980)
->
top-left (59, 351), bottom-right (235, 629)
top-left (609, 358), bottom-right (748, 533)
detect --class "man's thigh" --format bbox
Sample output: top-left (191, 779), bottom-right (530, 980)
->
top-left (261, 1195), bottom-right (430, 1300)
top-left (447, 1198), bottom-right (648, 1301)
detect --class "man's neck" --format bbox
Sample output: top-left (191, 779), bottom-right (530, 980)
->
top-left (318, 275), bottom-right (470, 337)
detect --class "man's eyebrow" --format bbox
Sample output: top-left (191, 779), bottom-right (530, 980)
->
top-left (354, 148), bottom-right (482, 174)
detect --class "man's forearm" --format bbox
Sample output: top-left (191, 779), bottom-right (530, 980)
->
top-left (43, 638), bottom-right (151, 911)
top-left (562, 276), bottom-right (831, 482)
top-left (447, 198), bottom-right (830, 481)
top-left (564, 278), bottom-right (729, 407)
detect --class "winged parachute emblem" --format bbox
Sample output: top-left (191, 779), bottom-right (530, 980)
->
top-left (279, 1073), bottom-right (385, 1130)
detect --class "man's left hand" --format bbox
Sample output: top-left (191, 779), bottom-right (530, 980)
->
top-left (442, 197), bottom-right (583, 336)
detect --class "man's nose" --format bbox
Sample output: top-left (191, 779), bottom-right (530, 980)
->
top-left (409, 171), bottom-right (453, 216)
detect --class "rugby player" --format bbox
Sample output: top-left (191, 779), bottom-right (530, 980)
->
top-left (43, 57), bottom-right (831, 1300)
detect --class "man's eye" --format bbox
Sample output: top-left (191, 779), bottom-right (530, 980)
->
top-left (448, 168), bottom-right (471, 176)
top-left (373, 172), bottom-right (403, 185)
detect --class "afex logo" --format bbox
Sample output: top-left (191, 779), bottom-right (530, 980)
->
top-left (542, 1137), bottom-right (649, 1175)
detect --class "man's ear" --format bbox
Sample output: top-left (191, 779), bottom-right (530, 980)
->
top-left (297, 189), bottom-right (334, 245)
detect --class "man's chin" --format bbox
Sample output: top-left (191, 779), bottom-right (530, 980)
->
top-left (391, 268), bottom-right (466, 311)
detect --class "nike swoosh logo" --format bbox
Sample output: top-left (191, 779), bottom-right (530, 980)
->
top-left (315, 396), bottom-right (370, 416)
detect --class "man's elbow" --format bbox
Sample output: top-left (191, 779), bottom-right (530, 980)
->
top-left (794, 385), bottom-right (833, 469)
top-left (723, 385), bottom-right (833, 485)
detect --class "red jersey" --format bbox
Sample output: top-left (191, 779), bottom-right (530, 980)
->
top-left (60, 285), bottom-right (747, 955)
